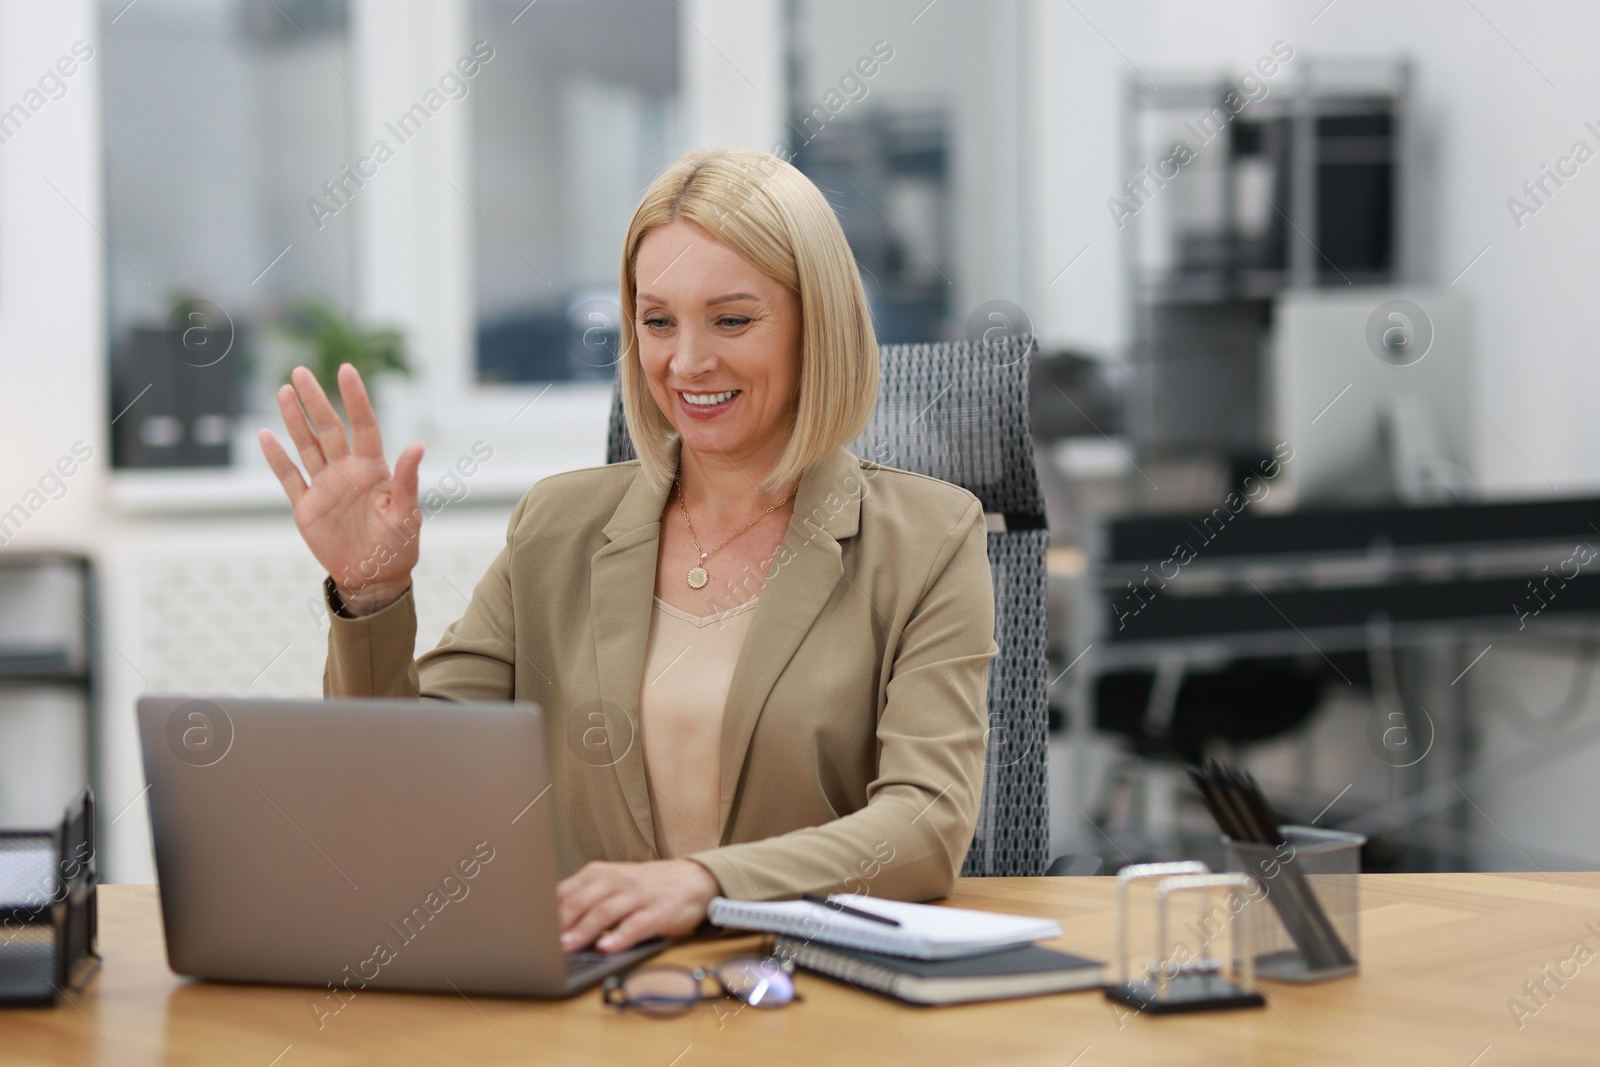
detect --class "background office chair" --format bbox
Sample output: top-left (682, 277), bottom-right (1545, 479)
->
top-left (605, 333), bottom-right (1051, 877)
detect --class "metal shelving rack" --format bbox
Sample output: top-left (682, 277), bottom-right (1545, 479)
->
top-left (1119, 57), bottom-right (1412, 474)
top-left (0, 553), bottom-right (97, 838)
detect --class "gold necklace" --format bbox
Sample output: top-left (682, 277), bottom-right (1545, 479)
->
top-left (676, 476), bottom-right (792, 589)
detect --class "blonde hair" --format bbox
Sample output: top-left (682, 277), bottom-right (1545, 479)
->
top-left (617, 146), bottom-right (879, 494)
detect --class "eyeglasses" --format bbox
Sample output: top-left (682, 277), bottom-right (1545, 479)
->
top-left (601, 954), bottom-right (800, 1017)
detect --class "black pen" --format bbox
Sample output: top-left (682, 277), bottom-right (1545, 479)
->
top-left (802, 892), bottom-right (902, 927)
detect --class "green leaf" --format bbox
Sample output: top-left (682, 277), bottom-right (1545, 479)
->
top-left (274, 297), bottom-right (412, 394)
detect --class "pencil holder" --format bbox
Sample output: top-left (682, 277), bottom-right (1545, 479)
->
top-left (1224, 825), bottom-right (1363, 983)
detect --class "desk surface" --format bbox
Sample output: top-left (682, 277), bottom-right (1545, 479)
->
top-left (7, 875), bottom-right (1597, 1066)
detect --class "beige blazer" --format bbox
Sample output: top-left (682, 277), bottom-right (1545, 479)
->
top-left (322, 441), bottom-right (998, 902)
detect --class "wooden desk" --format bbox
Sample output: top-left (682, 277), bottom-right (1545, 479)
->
top-left (7, 875), bottom-right (1597, 1066)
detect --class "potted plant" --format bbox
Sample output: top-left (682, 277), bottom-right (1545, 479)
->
top-left (276, 298), bottom-right (411, 405)
top-left (273, 298), bottom-right (419, 452)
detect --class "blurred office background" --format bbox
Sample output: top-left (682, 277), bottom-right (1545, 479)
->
top-left (3, 0), bottom-right (1600, 882)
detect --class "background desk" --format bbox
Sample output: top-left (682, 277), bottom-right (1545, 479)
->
top-left (7, 875), bottom-right (1597, 1066)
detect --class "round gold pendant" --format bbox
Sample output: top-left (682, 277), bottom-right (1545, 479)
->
top-left (687, 566), bottom-right (709, 589)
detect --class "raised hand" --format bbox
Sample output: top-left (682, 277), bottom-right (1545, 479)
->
top-left (259, 363), bottom-right (425, 617)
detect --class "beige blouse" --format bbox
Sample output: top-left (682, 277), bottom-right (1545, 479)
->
top-left (638, 594), bottom-right (760, 859)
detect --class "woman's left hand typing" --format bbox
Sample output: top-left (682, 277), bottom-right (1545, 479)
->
top-left (556, 858), bottom-right (721, 953)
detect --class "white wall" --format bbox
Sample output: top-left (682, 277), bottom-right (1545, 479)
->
top-left (0, 0), bottom-right (105, 548)
top-left (1025, 0), bottom-right (1138, 355)
top-left (682, 0), bottom-right (786, 153)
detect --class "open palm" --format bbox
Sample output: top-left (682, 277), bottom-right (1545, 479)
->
top-left (259, 363), bottom-right (425, 608)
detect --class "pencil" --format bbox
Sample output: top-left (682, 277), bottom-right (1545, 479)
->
top-left (1186, 761), bottom-right (1354, 970)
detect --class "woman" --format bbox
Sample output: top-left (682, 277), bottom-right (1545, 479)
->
top-left (259, 147), bottom-right (998, 956)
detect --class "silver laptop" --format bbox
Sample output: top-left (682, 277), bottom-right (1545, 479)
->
top-left (136, 694), bottom-right (666, 997)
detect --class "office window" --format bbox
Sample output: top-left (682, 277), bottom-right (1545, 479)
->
top-left (101, 0), bottom-right (355, 469)
top-left (793, 107), bottom-right (952, 344)
top-left (469, 0), bottom-right (682, 384)
top-left (789, 0), bottom-right (1025, 344)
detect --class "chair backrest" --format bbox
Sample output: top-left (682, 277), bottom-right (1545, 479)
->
top-left (604, 334), bottom-right (1049, 877)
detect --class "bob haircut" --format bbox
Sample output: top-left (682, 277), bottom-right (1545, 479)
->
top-left (617, 146), bottom-right (879, 494)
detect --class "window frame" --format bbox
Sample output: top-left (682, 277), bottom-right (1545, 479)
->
top-left (352, 0), bottom-right (787, 483)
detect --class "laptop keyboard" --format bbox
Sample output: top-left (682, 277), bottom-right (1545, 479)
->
top-left (565, 950), bottom-right (614, 984)
top-left (564, 937), bottom-right (670, 987)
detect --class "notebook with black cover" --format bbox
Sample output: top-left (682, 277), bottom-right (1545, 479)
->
top-left (773, 935), bottom-right (1103, 1005)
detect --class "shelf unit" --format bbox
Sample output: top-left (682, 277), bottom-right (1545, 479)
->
top-left (1119, 57), bottom-right (1412, 470)
top-left (0, 553), bottom-right (96, 836)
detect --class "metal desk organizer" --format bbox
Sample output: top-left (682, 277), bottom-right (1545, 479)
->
top-left (0, 788), bottom-right (100, 1006)
top-left (1225, 825), bottom-right (1363, 982)
top-left (1104, 861), bottom-right (1265, 1014)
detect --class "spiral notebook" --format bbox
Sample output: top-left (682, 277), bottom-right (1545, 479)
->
top-left (707, 894), bottom-right (1062, 960)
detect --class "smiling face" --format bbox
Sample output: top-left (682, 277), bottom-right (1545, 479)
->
top-left (632, 218), bottom-right (802, 477)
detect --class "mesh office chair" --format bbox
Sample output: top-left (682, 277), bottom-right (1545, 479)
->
top-left (605, 333), bottom-right (1051, 877)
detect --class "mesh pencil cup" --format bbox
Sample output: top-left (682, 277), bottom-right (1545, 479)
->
top-left (1223, 825), bottom-right (1363, 983)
